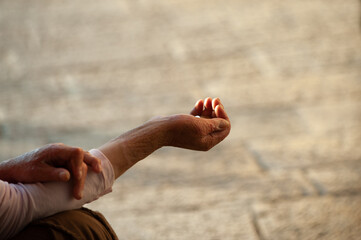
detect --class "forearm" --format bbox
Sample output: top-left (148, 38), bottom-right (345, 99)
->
top-left (98, 110), bottom-right (230, 180)
top-left (99, 117), bottom-right (171, 178)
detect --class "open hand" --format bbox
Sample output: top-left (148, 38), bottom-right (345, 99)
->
top-left (99, 97), bottom-right (231, 179)
top-left (168, 97), bottom-right (231, 151)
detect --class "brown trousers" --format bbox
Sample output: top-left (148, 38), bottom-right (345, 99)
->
top-left (11, 208), bottom-right (118, 240)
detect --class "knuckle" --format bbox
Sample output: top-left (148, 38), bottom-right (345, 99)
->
top-left (46, 143), bottom-right (65, 151)
top-left (46, 143), bottom-right (63, 151)
top-left (72, 147), bottom-right (83, 156)
top-left (82, 162), bottom-right (88, 171)
top-left (53, 143), bottom-right (65, 147)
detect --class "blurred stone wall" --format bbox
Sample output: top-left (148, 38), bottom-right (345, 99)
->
top-left (0, 0), bottom-right (360, 239)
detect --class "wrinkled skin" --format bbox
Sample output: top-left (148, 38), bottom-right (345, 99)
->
top-left (0, 97), bottom-right (231, 198)
top-left (100, 97), bottom-right (231, 178)
top-left (169, 97), bottom-right (231, 151)
top-left (0, 143), bottom-right (102, 200)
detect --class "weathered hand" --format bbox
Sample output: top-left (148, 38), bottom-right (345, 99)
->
top-left (99, 97), bottom-right (230, 179)
top-left (168, 97), bottom-right (231, 151)
top-left (0, 143), bottom-right (102, 200)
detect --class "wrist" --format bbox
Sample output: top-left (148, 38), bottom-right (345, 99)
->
top-left (123, 117), bottom-right (171, 157)
top-left (0, 158), bottom-right (19, 183)
top-left (148, 116), bottom-right (174, 148)
top-left (162, 114), bottom-right (192, 147)
top-left (99, 116), bottom-right (172, 178)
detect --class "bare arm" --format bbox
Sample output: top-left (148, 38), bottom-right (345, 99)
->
top-left (0, 97), bottom-right (230, 239)
top-left (99, 97), bottom-right (231, 179)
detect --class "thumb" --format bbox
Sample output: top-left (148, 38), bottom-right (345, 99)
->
top-left (56, 168), bottom-right (71, 181)
top-left (211, 118), bottom-right (230, 132)
top-left (217, 119), bottom-right (230, 131)
top-left (35, 166), bottom-right (71, 182)
top-left (203, 121), bottom-right (230, 149)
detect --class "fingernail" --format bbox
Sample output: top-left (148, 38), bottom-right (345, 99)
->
top-left (216, 104), bottom-right (224, 110)
top-left (75, 192), bottom-right (82, 200)
top-left (59, 171), bottom-right (69, 181)
top-left (218, 120), bottom-right (229, 130)
top-left (78, 170), bottom-right (82, 179)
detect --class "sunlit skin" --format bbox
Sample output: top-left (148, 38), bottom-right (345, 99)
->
top-left (0, 97), bottom-right (231, 199)
top-left (100, 97), bottom-right (231, 178)
top-left (0, 144), bottom-right (102, 200)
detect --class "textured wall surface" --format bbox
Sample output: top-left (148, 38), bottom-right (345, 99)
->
top-left (0, 0), bottom-right (360, 239)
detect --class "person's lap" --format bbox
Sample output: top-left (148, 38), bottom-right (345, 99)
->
top-left (10, 208), bottom-right (118, 240)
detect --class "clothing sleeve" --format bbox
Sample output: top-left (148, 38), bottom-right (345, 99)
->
top-left (0, 149), bottom-right (114, 240)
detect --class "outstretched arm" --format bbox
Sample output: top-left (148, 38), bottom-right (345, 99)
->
top-left (99, 97), bottom-right (231, 178)
top-left (0, 97), bottom-right (230, 239)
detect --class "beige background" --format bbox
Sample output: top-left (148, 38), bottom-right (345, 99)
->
top-left (1, 0), bottom-right (361, 239)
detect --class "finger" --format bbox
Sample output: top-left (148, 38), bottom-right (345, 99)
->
top-left (48, 144), bottom-right (83, 171)
top-left (49, 144), bottom-right (85, 181)
top-left (215, 104), bottom-right (230, 122)
top-left (69, 147), bottom-right (84, 181)
top-left (201, 97), bottom-right (213, 118)
top-left (210, 117), bottom-right (231, 132)
top-left (31, 166), bottom-right (71, 182)
top-left (73, 162), bottom-right (87, 200)
top-left (83, 152), bottom-right (102, 173)
top-left (212, 98), bottom-right (224, 118)
top-left (190, 99), bottom-right (204, 116)
top-left (56, 168), bottom-right (71, 181)
top-left (212, 98), bottom-right (222, 110)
